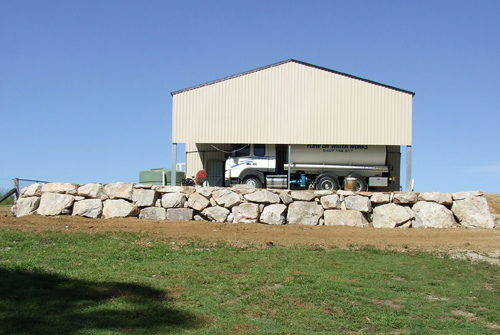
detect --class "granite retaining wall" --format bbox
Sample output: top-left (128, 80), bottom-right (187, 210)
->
top-left (11, 182), bottom-right (496, 229)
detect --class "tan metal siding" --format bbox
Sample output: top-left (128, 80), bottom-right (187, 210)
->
top-left (185, 143), bottom-right (230, 178)
top-left (185, 142), bottom-right (202, 178)
top-left (173, 62), bottom-right (413, 145)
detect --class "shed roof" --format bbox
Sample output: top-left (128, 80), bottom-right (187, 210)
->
top-left (171, 59), bottom-right (415, 97)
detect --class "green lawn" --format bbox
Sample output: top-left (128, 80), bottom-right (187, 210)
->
top-left (1, 229), bottom-right (499, 334)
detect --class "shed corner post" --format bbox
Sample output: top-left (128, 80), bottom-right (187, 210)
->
top-left (171, 143), bottom-right (177, 186)
top-left (406, 145), bottom-right (412, 191)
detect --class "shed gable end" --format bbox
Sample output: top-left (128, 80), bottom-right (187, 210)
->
top-left (172, 60), bottom-right (413, 145)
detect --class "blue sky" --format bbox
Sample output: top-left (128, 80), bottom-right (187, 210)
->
top-left (1, 0), bottom-right (499, 193)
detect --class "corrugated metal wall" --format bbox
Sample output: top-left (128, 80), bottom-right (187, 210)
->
top-left (185, 143), bottom-right (231, 183)
top-left (173, 61), bottom-right (413, 145)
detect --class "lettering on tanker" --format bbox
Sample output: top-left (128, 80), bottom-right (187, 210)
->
top-left (306, 144), bottom-right (369, 153)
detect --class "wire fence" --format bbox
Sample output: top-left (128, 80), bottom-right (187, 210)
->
top-left (0, 178), bottom-right (50, 204)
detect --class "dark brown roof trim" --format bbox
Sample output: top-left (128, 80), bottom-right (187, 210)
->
top-left (171, 59), bottom-right (415, 97)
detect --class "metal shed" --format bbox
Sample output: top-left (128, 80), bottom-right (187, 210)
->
top-left (171, 59), bottom-right (414, 190)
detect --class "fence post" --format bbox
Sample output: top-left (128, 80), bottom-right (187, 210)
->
top-left (13, 178), bottom-right (19, 203)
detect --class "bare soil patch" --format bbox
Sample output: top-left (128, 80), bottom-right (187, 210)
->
top-left (1, 193), bottom-right (499, 254)
top-left (485, 193), bottom-right (500, 214)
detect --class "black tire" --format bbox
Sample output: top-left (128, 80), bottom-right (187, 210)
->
top-left (181, 178), bottom-right (195, 187)
top-left (243, 176), bottom-right (262, 188)
top-left (344, 175), bottom-right (368, 192)
top-left (316, 176), bottom-right (339, 190)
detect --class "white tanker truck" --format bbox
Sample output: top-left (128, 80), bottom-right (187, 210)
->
top-left (224, 144), bottom-right (396, 191)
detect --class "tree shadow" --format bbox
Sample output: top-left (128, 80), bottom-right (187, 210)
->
top-left (0, 268), bottom-right (204, 334)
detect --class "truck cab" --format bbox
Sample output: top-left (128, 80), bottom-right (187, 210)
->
top-left (224, 144), bottom-right (276, 187)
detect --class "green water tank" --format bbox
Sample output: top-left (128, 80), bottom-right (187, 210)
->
top-left (139, 168), bottom-right (185, 186)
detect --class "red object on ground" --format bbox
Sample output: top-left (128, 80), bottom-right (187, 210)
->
top-left (196, 170), bottom-right (207, 184)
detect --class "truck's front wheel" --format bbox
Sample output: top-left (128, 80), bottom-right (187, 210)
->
top-left (242, 176), bottom-right (262, 188)
top-left (316, 176), bottom-right (339, 191)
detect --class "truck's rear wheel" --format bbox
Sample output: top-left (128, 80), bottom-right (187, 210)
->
top-left (242, 176), bottom-right (262, 188)
top-left (344, 175), bottom-right (368, 192)
top-left (316, 176), bottom-right (339, 190)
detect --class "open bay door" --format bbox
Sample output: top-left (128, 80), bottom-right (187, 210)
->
top-left (207, 160), bottom-right (224, 187)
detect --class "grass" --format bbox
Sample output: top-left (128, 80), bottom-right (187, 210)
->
top-left (1, 229), bottom-right (499, 334)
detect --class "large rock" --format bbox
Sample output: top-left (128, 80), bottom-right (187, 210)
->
top-left (139, 207), bottom-right (167, 220)
top-left (78, 183), bottom-right (108, 200)
top-left (232, 203), bottom-right (260, 223)
top-left (287, 201), bottom-right (324, 225)
top-left (24, 183), bottom-right (43, 197)
top-left (37, 193), bottom-right (75, 216)
top-left (102, 199), bottom-right (139, 218)
top-left (187, 192), bottom-right (211, 211)
top-left (337, 190), bottom-right (354, 196)
top-left (134, 184), bottom-right (153, 189)
top-left (452, 191), bottom-right (483, 201)
top-left (72, 199), bottom-right (103, 219)
top-left (193, 215), bottom-right (208, 222)
top-left (19, 186), bottom-right (28, 198)
top-left (393, 192), bottom-right (418, 204)
top-left (412, 201), bottom-right (456, 228)
top-left (42, 183), bottom-right (77, 195)
top-left (132, 188), bottom-right (159, 207)
top-left (167, 208), bottom-right (194, 221)
top-left (344, 195), bottom-right (372, 213)
top-left (324, 210), bottom-right (369, 227)
top-left (314, 190), bottom-right (334, 196)
top-left (13, 197), bottom-right (40, 217)
top-left (212, 189), bottom-right (243, 208)
top-left (201, 206), bottom-right (230, 222)
top-left (195, 187), bottom-right (214, 198)
top-left (230, 184), bottom-right (256, 195)
top-left (161, 193), bottom-right (187, 208)
top-left (370, 192), bottom-right (390, 204)
top-left (244, 190), bottom-right (280, 204)
top-left (452, 197), bottom-right (495, 228)
top-left (418, 192), bottom-right (453, 205)
top-left (492, 214), bottom-right (500, 227)
top-left (278, 191), bottom-right (293, 205)
top-left (104, 182), bottom-right (134, 200)
top-left (320, 194), bottom-right (340, 209)
top-left (260, 204), bottom-right (287, 225)
top-left (156, 186), bottom-right (195, 196)
top-left (372, 203), bottom-right (414, 228)
top-left (290, 191), bottom-right (319, 201)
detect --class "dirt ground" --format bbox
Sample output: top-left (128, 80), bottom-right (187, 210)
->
top-left (1, 194), bottom-right (499, 255)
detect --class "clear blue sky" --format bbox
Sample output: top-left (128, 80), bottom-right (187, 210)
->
top-left (1, 0), bottom-right (499, 193)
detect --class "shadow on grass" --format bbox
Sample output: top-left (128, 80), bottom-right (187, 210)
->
top-left (0, 268), bottom-right (204, 334)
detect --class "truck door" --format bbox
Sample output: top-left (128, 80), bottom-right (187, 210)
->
top-left (252, 144), bottom-right (269, 170)
top-left (225, 144), bottom-right (251, 181)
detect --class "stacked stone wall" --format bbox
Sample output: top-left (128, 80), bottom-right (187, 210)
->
top-left (11, 182), bottom-right (496, 229)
